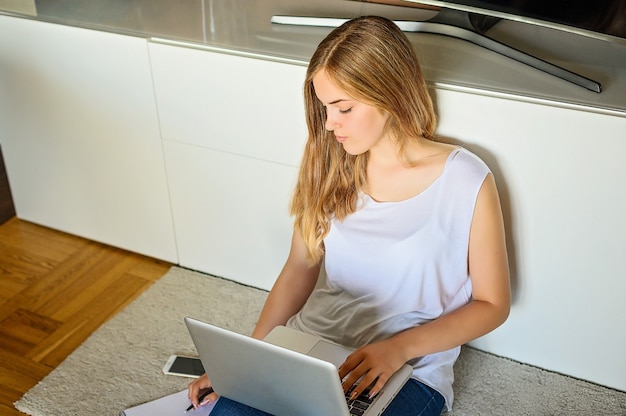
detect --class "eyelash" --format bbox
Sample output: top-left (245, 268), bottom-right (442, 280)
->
top-left (339, 108), bottom-right (352, 114)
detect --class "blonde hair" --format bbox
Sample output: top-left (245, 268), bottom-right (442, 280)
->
top-left (291, 16), bottom-right (437, 263)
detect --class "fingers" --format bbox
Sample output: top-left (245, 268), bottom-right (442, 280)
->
top-left (338, 349), bottom-right (393, 400)
top-left (338, 352), bottom-right (358, 383)
top-left (363, 374), bottom-right (389, 400)
top-left (199, 390), bottom-right (219, 407)
top-left (338, 357), bottom-right (371, 399)
top-left (188, 373), bottom-right (216, 408)
top-left (338, 351), bottom-right (366, 389)
top-left (343, 366), bottom-right (389, 401)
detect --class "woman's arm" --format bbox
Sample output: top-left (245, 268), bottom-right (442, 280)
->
top-left (252, 229), bottom-right (321, 339)
top-left (396, 173), bottom-right (511, 353)
top-left (340, 173), bottom-right (511, 399)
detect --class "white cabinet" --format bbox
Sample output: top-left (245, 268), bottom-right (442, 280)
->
top-left (0, 16), bottom-right (178, 262)
top-left (149, 42), bottom-right (307, 290)
top-left (434, 87), bottom-right (626, 392)
top-left (163, 141), bottom-right (298, 290)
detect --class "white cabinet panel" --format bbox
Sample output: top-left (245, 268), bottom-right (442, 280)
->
top-left (150, 42), bottom-right (308, 289)
top-left (164, 140), bottom-right (296, 290)
top-left (434, 87), bottom-right (626, 392)
top-left (149, 42), bottom-right (308, 167)
top-left (0, 16), bottom-right (177, 262)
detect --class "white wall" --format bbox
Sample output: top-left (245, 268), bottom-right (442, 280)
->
top-left (434, 87), bottom-right (626, 391)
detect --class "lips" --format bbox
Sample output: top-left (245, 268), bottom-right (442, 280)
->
top-left (335, 135), bottom-right (347, 143)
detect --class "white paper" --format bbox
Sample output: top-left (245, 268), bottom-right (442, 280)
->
top-left (121, 389), bottom-right (216, 416)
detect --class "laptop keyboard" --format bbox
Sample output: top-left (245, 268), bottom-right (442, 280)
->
top-left (345, 387), bottom-right (375, 416)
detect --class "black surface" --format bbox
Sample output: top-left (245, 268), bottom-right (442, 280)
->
top-left (0, 145), bottom-right (16, 225)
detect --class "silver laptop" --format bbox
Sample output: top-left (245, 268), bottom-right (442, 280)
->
top-left (184, 317), bottom-right (413, 416)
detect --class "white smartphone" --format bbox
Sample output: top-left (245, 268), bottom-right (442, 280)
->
top-left (162, 355), bottom-right (205, 378)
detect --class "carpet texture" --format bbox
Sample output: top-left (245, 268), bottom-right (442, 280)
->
top-left (14, 266), bottom-right (626, 415)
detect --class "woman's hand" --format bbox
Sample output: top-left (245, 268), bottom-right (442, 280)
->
top-left (338, 338), bottom-right (408, 401)
top-left (188, 373), bottom-right (219, 408)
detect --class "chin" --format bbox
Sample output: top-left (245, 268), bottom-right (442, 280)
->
top-left (341, 143), bottom-right (367, 156)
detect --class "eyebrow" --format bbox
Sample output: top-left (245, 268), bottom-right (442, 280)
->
top-left (324, 98), bottom-right (351, 106)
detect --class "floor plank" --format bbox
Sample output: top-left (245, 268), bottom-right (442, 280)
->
top-left (0, 217), bottom-right (172, 413)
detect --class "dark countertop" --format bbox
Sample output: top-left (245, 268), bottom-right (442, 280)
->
top-left (2, 0), bottom-right (625, 116)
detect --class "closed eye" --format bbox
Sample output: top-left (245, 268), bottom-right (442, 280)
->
top-left (340, 108), bottom-right (352, 114)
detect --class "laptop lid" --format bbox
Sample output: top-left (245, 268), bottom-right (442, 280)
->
top-left (184, 317), bottom-right (412, 416)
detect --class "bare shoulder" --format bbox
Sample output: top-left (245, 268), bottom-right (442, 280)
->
top-left (416, 141), bottom-right (459, 166)
top-left (430, 140), bottom-right (458, 154)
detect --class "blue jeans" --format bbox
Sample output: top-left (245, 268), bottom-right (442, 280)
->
top-left (210, 378), bottom-right (445, 416)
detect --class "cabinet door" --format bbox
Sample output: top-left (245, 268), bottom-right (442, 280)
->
top-left (0, 16), bottom-right (177, 262)
top-left (149, 42), bottom-right (307, 290)
top-left (434, 87), bottom-right (626, 392)
top-left (164, 141), bottom-right (298, 290)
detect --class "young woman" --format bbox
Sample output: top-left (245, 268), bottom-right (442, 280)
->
top-left (189, 15), bottom-right (510, 415)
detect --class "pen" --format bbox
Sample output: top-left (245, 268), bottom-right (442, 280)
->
top-left (185, 387), bottom-right (214, 412)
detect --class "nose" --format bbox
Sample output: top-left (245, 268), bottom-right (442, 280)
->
top-left (325, 112), bottom-right (338, 131)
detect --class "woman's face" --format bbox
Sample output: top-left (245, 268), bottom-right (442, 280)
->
top-left (312, 70), bottom-right (390, 156)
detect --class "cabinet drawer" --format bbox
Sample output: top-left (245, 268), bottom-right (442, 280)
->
top-left (164, 140), bottom-right (297, 290)
top-left (150, 42), bottom-right (308, 167)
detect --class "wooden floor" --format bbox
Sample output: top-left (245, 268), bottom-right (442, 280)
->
top-left (0, 217), bottom-right (172, 415)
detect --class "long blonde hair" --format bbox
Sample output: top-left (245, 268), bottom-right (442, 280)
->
top-left (291, 16), bottom-right (437, 263)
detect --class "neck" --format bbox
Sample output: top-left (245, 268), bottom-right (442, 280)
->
top-left (368, 136), bottom-right (433, 169)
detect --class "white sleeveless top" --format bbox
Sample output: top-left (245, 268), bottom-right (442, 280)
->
top-left (287, 147), bottom-right (490, 410)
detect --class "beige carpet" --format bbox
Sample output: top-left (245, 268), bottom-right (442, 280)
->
top-left (14, 266), bottom-right (626, 415)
